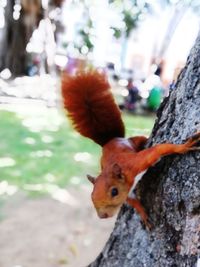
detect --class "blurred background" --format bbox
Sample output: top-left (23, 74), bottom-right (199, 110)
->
top-left (0, 1), bottom-right (199, 267)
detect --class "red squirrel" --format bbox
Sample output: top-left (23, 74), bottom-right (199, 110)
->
top-left (62, 70), bottom-right (200, 227)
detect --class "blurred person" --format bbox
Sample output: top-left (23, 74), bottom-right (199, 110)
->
top-left (154, 59), bottom-right (165, 77)
top-left (146, 85), bottom-right (163, 111)
top-left (122, 78), bottom-right (141, 112)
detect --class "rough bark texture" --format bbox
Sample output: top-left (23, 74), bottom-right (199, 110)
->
top-left (89, 33), bottom-right (200, 267)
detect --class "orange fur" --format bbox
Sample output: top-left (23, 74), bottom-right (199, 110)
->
top-left (62, 70), bottom-right (200, 228)
top-left (62, 70), bottom-right (125, 146)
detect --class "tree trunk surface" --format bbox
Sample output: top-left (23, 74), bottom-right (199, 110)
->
top-left (89, 33), bottom-right (200, 267)
top-left (0, 1), bottom-right (44, 76)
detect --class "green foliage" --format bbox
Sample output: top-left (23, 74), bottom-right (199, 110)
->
top-left (123, 9), bottom-right (141, 38)
top-left (109, 0), bottom-right (150, 39)
top-left (77, 19), bottom-right (94, 53)
top-left (111, 27), bottom-right (122, 39)
top-left (74, 10), bottom-right (95, 55)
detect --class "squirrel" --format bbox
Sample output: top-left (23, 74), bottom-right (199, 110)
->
top-left (62, 69), bottom-right (200, 228)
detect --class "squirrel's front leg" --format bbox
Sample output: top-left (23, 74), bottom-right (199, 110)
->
top-left (126, 197), bottom-right (151, 229)
top-left (126, 132), bottom-right (200, 228)
top-left (135, 132), bottom-right (200, 172)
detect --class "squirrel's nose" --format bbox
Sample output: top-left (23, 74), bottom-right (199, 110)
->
top-left (99, 212), bottom-right (109, 219)
top-left (97, 209), bottom-right (109, 218)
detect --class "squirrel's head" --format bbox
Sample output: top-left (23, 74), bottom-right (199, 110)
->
top-left (87, 163), bottom-right (129, 218)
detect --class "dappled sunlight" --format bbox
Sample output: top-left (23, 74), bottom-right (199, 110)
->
top-left (74, 152), bottom-right (92, 163)
top-left (22, 117), bottom-right (60, 133)
top-left (0, 0), bottom-right (198, 264)
top-left (24, 137), bottom-right (36, 145)
top-left (70, 176), bottom-right (82, 185)
top-left (52, 187), bottom-right (78, 206)
top-left (0, 109), bottom-right (154, 195)
top-left (41, 135), bottom-right (54, 143)
top-left (23, 183), bottom-right (43, 191)
top-left (0, 75), bottom-right (58, 105)
top-left (0, 181), bottom-right (18, 196)
top-left (0, 100), bottom-right (154, 267)
top-left (123, 114), bottom-right (155, 137)
top-left (13, 75), bottom-right (57, 100)
top-left (70, 132), bottom-right (81, 138)
top-left (23, 183), bottom-right (78, 206)
top-left (30, 150), bottom-right (53, 158)
top-left (0, 157), bottom-right (16, 167)
top-left (0, 109), bottom-right (101, 190)
top-left (126, 127), bottom-right (151, 135)
top-left (10, 169), bottom-right (21, 177)
top-left (44, 173), bottom-right (56, 183)
top-left (0, 105), bottom-right (65, 132)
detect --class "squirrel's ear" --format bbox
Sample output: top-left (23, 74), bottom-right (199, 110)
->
top-left (112, 163), bottom-right (124, 180)
top-left (87, 174), bottom-right (95, 184)
top-left (112, 163), bottom-right (126, 182)
top-left (112, 163), bottom-right (121, 177)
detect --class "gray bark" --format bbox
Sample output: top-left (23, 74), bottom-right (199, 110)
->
top-left (89, 32), bottom-right (200, 267)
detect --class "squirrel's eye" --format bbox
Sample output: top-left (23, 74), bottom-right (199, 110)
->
top-left (111, 187), bottom-right (119, 197)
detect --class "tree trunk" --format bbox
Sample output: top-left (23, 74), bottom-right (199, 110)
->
top-left (0, 0), bottom-right (44, 76)
top-left (89, 32), bottom-right (200, 267)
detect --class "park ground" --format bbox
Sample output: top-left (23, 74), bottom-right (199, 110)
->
top-left (0, 77), bottom-right (155, 267)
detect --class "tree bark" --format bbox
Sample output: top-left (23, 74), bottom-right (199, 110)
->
top-left (0, 0), bottom-right (44, 76)
top-left (89, 32), bottom-right (200, 267)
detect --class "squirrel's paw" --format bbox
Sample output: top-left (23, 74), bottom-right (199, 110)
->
top-left (141, 216), bottom-right (153, 231)
top-left (186, 132), bottom-right (200, 148)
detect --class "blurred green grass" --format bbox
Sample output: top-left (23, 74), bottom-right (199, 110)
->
top-left (0, 108), bottom-right (155, 194)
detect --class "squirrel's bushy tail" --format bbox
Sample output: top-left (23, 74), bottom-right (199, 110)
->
top-left (62, 70), bottom-right (125, 146)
